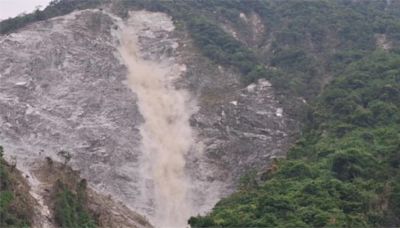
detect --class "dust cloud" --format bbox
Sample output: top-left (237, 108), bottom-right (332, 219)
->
top-left (118, 17), bottom-right (195, 228)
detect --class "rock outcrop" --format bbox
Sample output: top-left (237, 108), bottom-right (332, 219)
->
top-left (0, 8), bottom-right (297, 226)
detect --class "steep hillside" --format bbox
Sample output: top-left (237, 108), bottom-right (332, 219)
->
top-left (0, 146), bottom-right (152, 228)
top-left (7, 0), bottom-right (400, 101)
top-left (1, 0), bottom-right (400, 227)
top-left (190, 51), bottom-right (400, 227)
top-left (0, 146), bottom-right (36, 227)
top-left (0, 1), bottom-right (296, 226)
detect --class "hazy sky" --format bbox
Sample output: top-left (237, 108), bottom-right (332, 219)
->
top-left (0, 0), bottom-right (52, 20)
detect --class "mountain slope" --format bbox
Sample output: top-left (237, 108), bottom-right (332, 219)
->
top-left (0, 1), bottom-right (296, 226)
top-left (1, 0), bottom-right (400, 227)
top-left (190, 51), bottom-right (400, 227)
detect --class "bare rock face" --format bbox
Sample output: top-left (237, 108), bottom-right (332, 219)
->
top-left (0, 8), bottom-right (298, 227)
top-left (0, 9), bottom-right (145, 226)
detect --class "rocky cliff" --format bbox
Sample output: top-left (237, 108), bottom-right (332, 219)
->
top-left (0, 5), bottom-right (297, 227)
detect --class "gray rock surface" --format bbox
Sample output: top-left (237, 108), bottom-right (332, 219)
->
top-left (0, 8), bottom-right (298, 226)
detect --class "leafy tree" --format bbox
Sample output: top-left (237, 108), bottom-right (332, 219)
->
top-left (53, 180), bottom-right (96, 228)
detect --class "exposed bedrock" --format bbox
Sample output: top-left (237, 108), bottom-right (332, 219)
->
top-left (0, 9), bottom-right (297, 227)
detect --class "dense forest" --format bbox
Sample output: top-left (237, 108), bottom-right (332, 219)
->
top-left (1, 0), bottom-right (400, 227)
top-left (190, 51), bottom-right (400, 227)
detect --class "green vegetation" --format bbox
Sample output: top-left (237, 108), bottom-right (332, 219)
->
top-left (2, 0), bottom-right (400, 227)
top-left (0, 146), bottom-right (96, 228)
top-left (3, 0), bottom-right (400, 99)
top-left (189, 51), bottom-right (400, 227)
top-left (262, 0), bottom-right (400, 99)
top-left (53, 179), bottom-right (96, 228)
top-left (0, 146), bottom-right (32, 227)
top-left (186, 16), bottom-right (267, 85)
top-left (112, 0), bottom-right (400, 101)
top-left (0, 0), bottom-right (102, 34)
top-left (113, 0), bottom-right (268, 85)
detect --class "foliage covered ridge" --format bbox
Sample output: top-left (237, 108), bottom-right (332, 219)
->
top-left (189, 51), bottom-right (400, 227)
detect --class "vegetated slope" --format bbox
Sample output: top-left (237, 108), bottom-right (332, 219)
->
top-left (190, 51), bottom-right (400, 227)
top-left (2, 0), bottom-right (400, 116)
top-left (111, 0), bottom-right (400, 120)
top-left (5, 0), bottom-right (400, 101)
top-left (0, 146), bottom-right (151, 228)
top-left (32, 159), bottom-right (151, 228)
top-left (0, 146), bottom-right (97, 228)
top-left (48, 164), bottom-right (97, 228)
top-left (0, 0), bottom-right (103, 34)
top-left (0, 146), bottom-right (35, 227)
top-left (1, 0), bottom-right (400, 226)
top-left (112, 0), bottom-right (400, 96)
